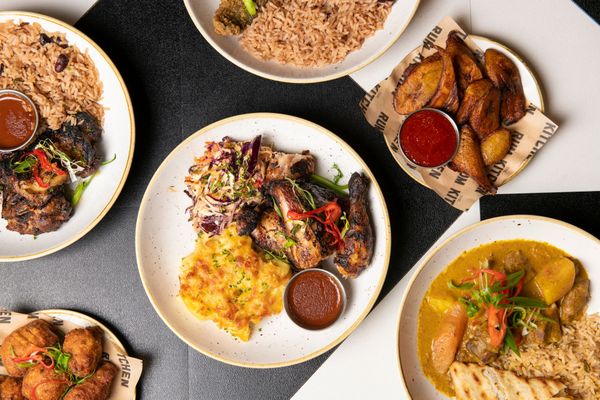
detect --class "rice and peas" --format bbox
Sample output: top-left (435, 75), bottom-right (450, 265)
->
top-left (0, 21), bottom-right (103, 131)
top-left (239, 0), bottom-right (393, 67)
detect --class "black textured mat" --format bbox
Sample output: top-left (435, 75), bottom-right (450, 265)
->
top-left (481, 192), bottom-right (600, 238)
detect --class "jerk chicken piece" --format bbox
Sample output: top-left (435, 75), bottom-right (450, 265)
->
top-left (213, 0), bottom-right (271, 36)
top-left (267, 180), bottom-right (329, 269)
top-left (456, 315), bottom-right (500, 365)
top-left (334, 173), bottom-right (374, 278)
top-left (63, 327), bottom-right (103, 378)
top-left (264, 151), bottom-right (315, 182)
top-left (250, 209), bottom-right (288, 258)
top-left (0, 320), bottom-right (58, 378)
top-left (63, 361), bottom-right (118, 400)
top-left (21, 364), bottom-right (69, 400)
top-left (1, 190), bottom-right (72, 236)
top-left (44, 112), bottom-right (102, 178)
top-left (559, 274), bottom-right (590, 324)
top-left (0, 376), bottom-right (24, 400)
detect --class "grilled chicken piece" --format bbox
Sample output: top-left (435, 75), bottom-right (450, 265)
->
top-left (251, 209), bottom-right (288, 256)
top-left (0, 376), bottom-right (24, 400)
top-left (559, 274), bottom-right (590, 324)
top-left (265, 151), bottom-right (315, 182)
top-left (267, 180), bottom-right (328, 269)
top-left (334, 173), bottom-right (373, 278)
top-left (299, 181), bottom-right (349, 209)
top-left (456, 315), bottom-right (500, 365)
top-left (235, 204), bottom-right (264, 236)
top-left (2, 190), bottom-right (72, 235)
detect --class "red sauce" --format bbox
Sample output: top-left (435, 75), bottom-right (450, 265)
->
top-left (0, 92), bottom-right (36, 150)
top-left (286, 270), bottom-right (343, 330)
top-left (399, 109), bottom-right (457, 167)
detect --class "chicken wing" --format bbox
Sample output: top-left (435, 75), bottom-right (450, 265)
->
top-left (0, 376), bottom-right (24, 400)
top-left (445, 31), bottom-right (484, 97)
top-left (63, 327), bottom-right (103, 378)
top-left (0, 320), bottom-right (58, 377)
top-left (449, 126), bottom-right (496, 194)
top-left (334, 173), bottom-right (374, 278)
top-left (63, 361), bottom-right (118, 400)
top-left (267, 180), bottom-right (328, 269)
top-left (21, 364), bottom-right (68, 400)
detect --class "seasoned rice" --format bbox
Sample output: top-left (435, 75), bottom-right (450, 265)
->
top-left (0, 21), bottom-right (103, 130)
top-left (492, 314), bottom-right (600, 399)
top-left (239, 0), bottom-right (392, 67)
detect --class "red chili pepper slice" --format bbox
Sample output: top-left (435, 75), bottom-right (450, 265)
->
top-left (32, 164), bottom-right (49, 189)
top-left (287, 201), bottom-right (345, 252)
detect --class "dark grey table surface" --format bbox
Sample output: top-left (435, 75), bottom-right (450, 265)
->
top-left (1, 1), bottom-right (599, 399)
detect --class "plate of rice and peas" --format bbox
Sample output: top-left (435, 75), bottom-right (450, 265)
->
top-left (0, 12), bottom-right (134, 261)
top-left (397, 216), bottom-right (600, 400)
top-left (136, 113), bottom-right (391, 367)
top-left (183, 0), bottom-right (421, 83)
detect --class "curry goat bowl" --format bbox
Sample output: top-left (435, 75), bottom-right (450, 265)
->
top-left (397, 216), bottom-right (599, 400)
top-left (183, 0), bottom-right (421, 83)
top-left (136, 113), bottom-right (390, 367)
top-left (0, 12), bottom-right (134, 261)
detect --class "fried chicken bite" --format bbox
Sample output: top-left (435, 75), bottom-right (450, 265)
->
top-left (0, 376), bottom-right (24, 400)
top-left (21, 364), bottom-right (69, 400)
top-left (63, 362), bottom-right (118, 400)
top-left (0, 321), bottom-right (58, 377)
top-left (63, 328), bottom-right (103, 378)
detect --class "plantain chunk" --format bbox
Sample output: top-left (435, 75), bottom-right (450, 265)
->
top-left (470, 83), bottom-right (501, 138)
top-left (446, 31), bottom-right (484, 97)
top-left (484, 49), bottom-right (526, 125)
top-left (481, 128), bottom-right (511, 166)
top-left (393, 53), bottom-right (443, 114)
top-left (427, 48), bottom-right (459, 114)
top-left (456, 79), bottom-right (500, 138)
top-left (449, 125), bottom-right (496, 193)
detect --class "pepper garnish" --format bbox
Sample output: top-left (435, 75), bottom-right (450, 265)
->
top-left (287, 201), bottom-right (345, 251)
top-left (449, 265), bottom-right (547, 356)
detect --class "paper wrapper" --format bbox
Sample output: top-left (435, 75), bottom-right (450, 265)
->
top-left (360, 16), bottom-right (559, 211)
top-left (0, 310), bottom-right (142, 399)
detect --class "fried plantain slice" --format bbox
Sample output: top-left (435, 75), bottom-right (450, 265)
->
top-left (484, 49), bottom-right (526, 125)
top-left (470, 83), bottom-right (501, 138)
top-left (446, 31), bottom-right (484, 96)
top-left (456, 79), bottom-right (495, 126)
top-left (481, 128), bottom-right (512, 166)
top-left (393, 53), bottom-right (443, 114)
top-left (449, 125), bottom-right (496, 193)
top-left (427, 48), bottom-right (459, 114)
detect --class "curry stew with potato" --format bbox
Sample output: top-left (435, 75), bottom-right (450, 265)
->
top-left (417, 240), bottom-right (590, 396)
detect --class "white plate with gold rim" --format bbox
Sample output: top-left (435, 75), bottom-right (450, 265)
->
top-left (0, 12), bottom-right (134, 262)
top-left (388, 36), bottom-right (544, 188)
top-left (396, 216), bottom-right (600, 399)
top-left (183, 0), bottom-right (421, 83)
top-left (135, 113), bottom-right (391, 367)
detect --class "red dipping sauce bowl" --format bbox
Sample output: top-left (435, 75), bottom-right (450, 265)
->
top-left (284, 269), bottom-right (346, 330)
top-left (0, 89), bottom-right (39, 153)
top-left (398, 108), bottom-right (459, 168)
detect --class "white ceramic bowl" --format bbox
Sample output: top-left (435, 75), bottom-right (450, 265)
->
top-left (396, 215), bottom-right (600, 399)
top-left (0, 12), bottom-right (134, 261)
top-left (136, 113), bottom-right (391, 367)
top-left (183, 0), bottom-right (421, 83)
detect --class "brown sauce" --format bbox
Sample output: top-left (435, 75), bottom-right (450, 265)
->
top-left (286, 270), bottom-right (343, 330)
top-left (0, 92), bottom-right (36, 150)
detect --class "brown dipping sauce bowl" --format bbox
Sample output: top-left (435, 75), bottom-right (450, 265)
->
top-left (0, 89), bottom-right (39, 153)
top-left (283, 269), bottom-right (347, 330)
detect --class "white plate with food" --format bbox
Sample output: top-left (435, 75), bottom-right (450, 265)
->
top-left (136, 113), bottom-right (390, 367)
top-left (397, 215), bottom-right (599, 399)
top-left (0, 12), bottom-right (134, 261)
top-left (183, 0), bottom-right (421, 83)
top-left (0, 309), bottom-right (142, 399)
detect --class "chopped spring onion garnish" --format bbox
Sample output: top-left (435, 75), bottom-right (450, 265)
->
top-left (71, 174), bottom-right (96, 207)
top-left (310, 174), bottom-right (348, 197)
top-left (286, 178), bottom-right (316, 210)
top-left (101, 154), bottom-right (117, 166)
top-left (331, 163), bottom-right (344, 184)
top-left (243, 0), bottom-right (257, 16)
